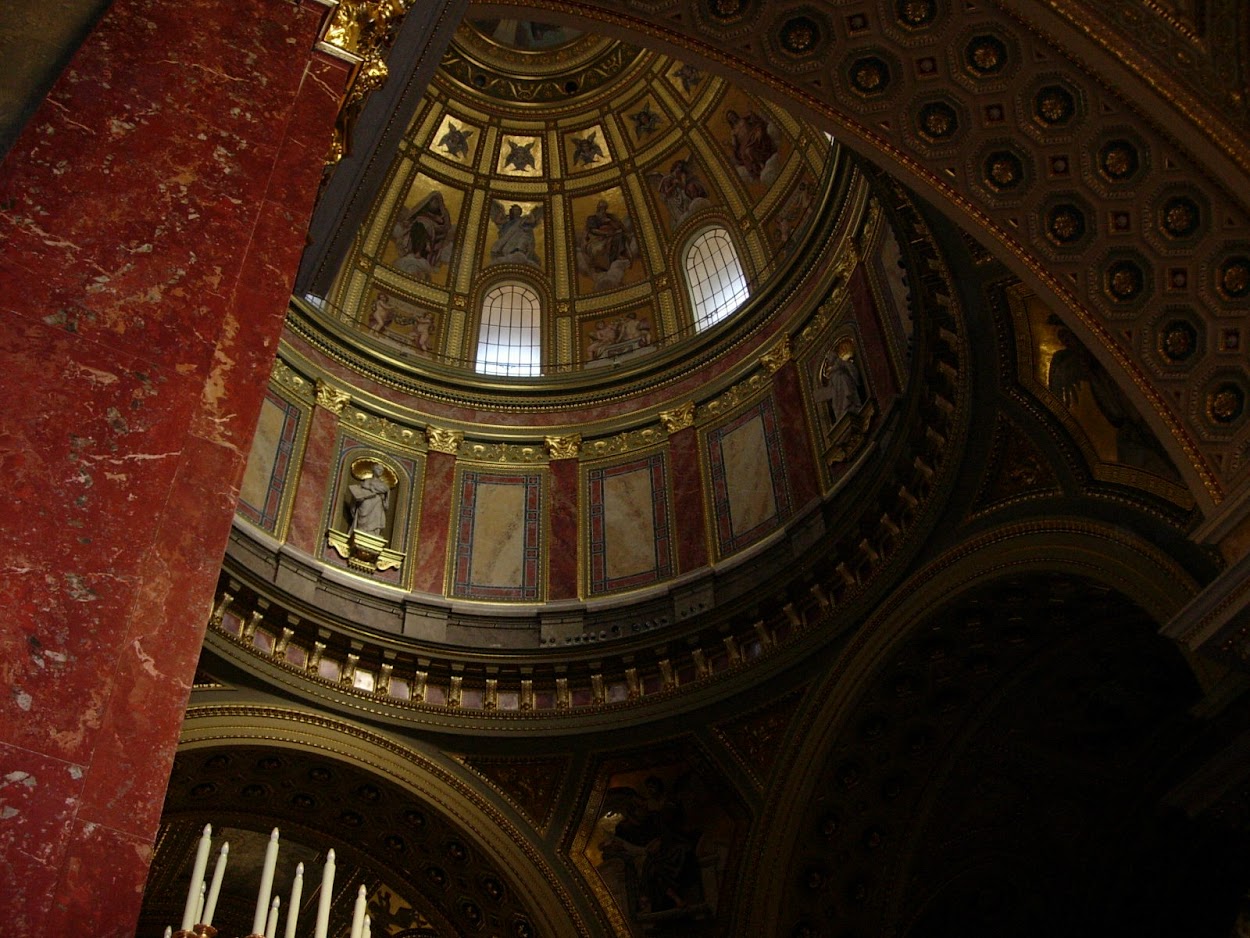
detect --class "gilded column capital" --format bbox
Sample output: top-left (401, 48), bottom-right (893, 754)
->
top-left (545, 433), bottom-right (582, 460)
top-left (314, 379), bottom-right (351, 414)
top-left (426, 426), bottom-right (464, 454)
top-left (761, 336), bottom-right (792, 373)
top-left (659, 402), bottom-right (696, 433)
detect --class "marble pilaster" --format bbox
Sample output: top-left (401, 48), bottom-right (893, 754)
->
top-left (0, 0), bottom-right (349, 932)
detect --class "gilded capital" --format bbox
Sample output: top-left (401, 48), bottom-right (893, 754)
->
top-left (761, 336), bottom-right (792, 373)
top-left (659, 402), bottom-right (696, 433)
top-left (426, 426), bottom-right (464, 454)
top-left (545, 433), bottom-right (582, 460)
top-left (315, 379), bottom-right (351, 414)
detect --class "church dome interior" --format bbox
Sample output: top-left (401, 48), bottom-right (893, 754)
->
top-left (3, 1), bottom-right (1250, 937)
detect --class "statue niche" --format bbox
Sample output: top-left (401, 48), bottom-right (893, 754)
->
top-left (327, 457), bottom-right (406, 574)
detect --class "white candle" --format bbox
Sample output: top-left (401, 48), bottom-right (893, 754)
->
top-left (349, 884), bottom-right (367, 938)
top-left (252, 828), bottom-right (281, 936)
top-left (180, 824), bottom-right (213, 931)
top-left (364, 913), bottom-right (372, 938)
top-left (284, 862), bottom-right (304, 938)
top-left (265, 895), bottom-right (281, 938)
top-left (163, 928), bottom-right (172, 938)
top-left (204, 842), bottom-right (229, 926)
top-left (313, 850), bottom-right (335, 938)
top-left (193, 879), bottom-right (207, 927)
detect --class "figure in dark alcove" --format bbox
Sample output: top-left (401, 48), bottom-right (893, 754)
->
top-left (600, 776), bottom-right (704, 919)
top-left (1045, 315), bottom-right (1178, 479)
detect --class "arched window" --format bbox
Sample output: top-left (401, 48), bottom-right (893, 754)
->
top-left (476, 282), bottom-right (541, 376)
top-left (684, 226), bottom-right (749, 332)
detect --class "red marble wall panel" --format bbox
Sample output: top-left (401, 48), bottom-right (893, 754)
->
top-left (850, 265), bottom-right (900, 404)
top-left (413, 450), bottom-right (456, 595)
top-left (287, 403), bottom-right (342, 553)
top-left (668, 427), bottom-right (709, 573)
top-left (548, 457), bottom-right (579, 599)
top-left (0, 0), bottom-right (346, 933)
top-left (773, 360), bottom-right (821, 509)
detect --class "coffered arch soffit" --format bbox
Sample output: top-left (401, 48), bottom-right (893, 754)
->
top-left (463, 0), bottom-right (1250, 511)
top-left (742, 517), bottom-right (1202, 928)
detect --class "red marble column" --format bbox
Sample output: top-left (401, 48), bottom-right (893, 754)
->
top-left (668, 427), bottom-right (710, 573)
top-left (0, 0), bottom-right (349, 933)
top-left (413, 450), bottom-right (457, 595)
top-left (548, 457), bottom-right (580, 599)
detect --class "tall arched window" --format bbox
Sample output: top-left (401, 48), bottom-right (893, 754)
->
top-left (684, 226), bottom-right (749, 332)
top-left (476, 282), bottom-right (541, 376)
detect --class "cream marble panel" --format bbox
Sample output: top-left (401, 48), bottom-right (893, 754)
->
top-left (470, 480), bottom-right (526, 587)
top-left (604, 467), bottom-right (657, 579)
top-left (239, 396), bottom-right (286, 510)
top-left (723, 415), bottom-right (776, 536)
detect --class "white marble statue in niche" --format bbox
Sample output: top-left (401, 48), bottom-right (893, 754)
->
top-left (348, 462), bottom-right (393, 538)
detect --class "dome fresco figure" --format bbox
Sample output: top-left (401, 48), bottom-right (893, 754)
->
top-left (576, 199), bottom-right (638, 289)
top-left (488, 202), bottom-right (544, 266)
top-left (725, 108), bottom-right (780, 185)
top-left (648, 158), bottom-right (711, 227)
top-left (391, 191), bottom-right (455, 279)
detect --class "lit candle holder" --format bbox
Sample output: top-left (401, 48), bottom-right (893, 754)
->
top-left (349, 884), bottom-right (367, 938)
top-left (181, 824), bottom-right (213, 932)
top-left (203, 842), bottom-right (229, 926)
top-left (265, 895), bottom-right (281, 938)
top-left (313, 850), bottom-right (335, 938)
top-left (252, 828), bottom-right (281, 937)
top-left (285, 862), bottom-right (304, 938)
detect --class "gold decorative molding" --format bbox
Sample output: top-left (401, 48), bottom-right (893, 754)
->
top-left (760, 335), bottom-right (792, 374)
top-left (461, 441), bottom-right (546, 464)
top-left (314, 379), bottom-right (351, 414)
top-left (659, 402), bottom-right (696, 433)
top-left (320, 0), bottom-right (411, 162)
top-left (581, 426), bottom-right (668, 459)
top-left (701, 372), bottom-right (773, 420)
top-left (344, 408), bottom-right (421, 448)
top-left (271, 359), bottom-right (313, 402)
top-left (425, 426), bottom-right (463, 454)
top-left (544, 433), bottom-right (582, 460)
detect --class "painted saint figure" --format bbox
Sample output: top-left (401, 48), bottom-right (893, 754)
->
top-left (725, 108), bottom-right (780, 185)
top-left (348, 464), bottom-right (392, 538)
top-left (489, 202), bottom-right (544, 266)
top-left (392, 191), bottom-right (455, 279)
top-left (648, 158), bottom-right (710, 227)
top-left (576, 200), bottom-right (638, 289)
top-left (1046, 316), bottom-right (1176, 476)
